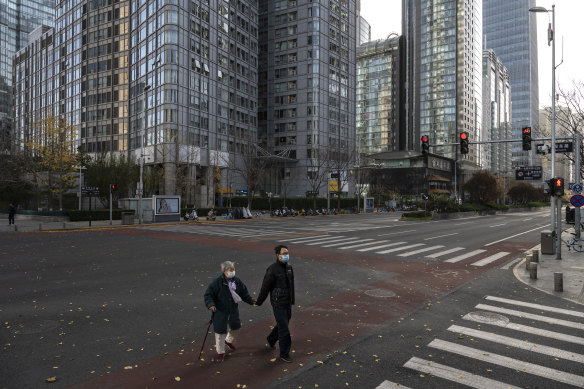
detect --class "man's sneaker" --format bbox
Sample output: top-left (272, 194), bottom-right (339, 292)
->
top-left (280, 355), bottom-right (293, 363)
top-left (267, 337), bottom-right (276, 349)
top-left (216, 353), bottom-right (225, 362)
top-left (225, 341), bottom-right (236, 351)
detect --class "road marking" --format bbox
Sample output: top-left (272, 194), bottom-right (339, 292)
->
top-left (454, 221), bottom-right (474, 226)
top-left (279, 234), bottom-right (328, 242)
top-left (425, 247), bottom-right (465, 258)
top-left (376, 243), bottom-right (425, 254)
top-left (489, 223), bottom-right (507, 227)
top-left (318, 238), bottom-right (364, 247)
top-left (377, 229), bottom-right (416, 236)
top-left (444, 249), bottom-right (486, 263)
top-left (462, 313), bottom-right (584, 346)
top-left (339, 240), bottom-right (390, 249)
top-left (287, 235), bottom-right (344, 244)
top-left (485, 295), bottom-right (584, 318)
top-left (424, 233), bottom-right (458, 240)
top-left (500, 257), bottom-right (523, 269)
top-left (357, 242), bottom-right (406, 252)
top-left (448, 325), bottom-right (584, 363)
top-left (428, 339), bottom-right (584, 387)
top-left (375, 380), bottom-right (412, 389)
top-left (475, 304), bottom-right (584, 330)
top-left (398, 245), bottom-right (445, 257)
top-left (485, 226), bottom-right (546, 246)
top-left (471, 252), bottom-right (510, 267)
top-left (403, 357), bottom-right (518, 389)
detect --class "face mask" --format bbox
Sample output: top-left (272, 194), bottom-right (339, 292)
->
top-left (227, 271), bottom-right (235, 278)
top-left (281, 255), bottom-right (289, 263)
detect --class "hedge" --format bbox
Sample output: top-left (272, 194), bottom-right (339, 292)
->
top-left (68, 209), bottom-right (134, 221)
top-left (222, 196), bottom-right (358, 210)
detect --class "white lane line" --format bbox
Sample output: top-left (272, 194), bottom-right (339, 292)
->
top-left (489, 223), bottom-right (507, 228)
top-left (425, 247), bottom-right (465, 258)
top-left (377, 229), bottom-right (416, 236)
top-left (462, 313), bottom-right (584, 346)
top-left (500, 257), bottom-right (523, 270)
top-left (448, 324), bottom-right (584, 364)
top-left (287, 236), bottom-right (345, 244)
top-left (444, 249), bottom-right (486, 263)
top-left (455, 221), bottom-right (474, 226)
top-left (475, 304), bottom-right (584, 330)
top-left (340, 240), bottom-right (390, 250)
top-left (428, 339), bottom-right (584, 388)
top-left (398, 245), bottom-right (445, 257)
top-left (485, 226), bottom-right (546, 246)
top-left (471, 252), bottom-right (510, 267)
top-left (375, 380), bottom-right (413, 389)
top-left (485, 295), bottom-right (584, 318)
top-left (377, 243), bottom-right (425, 254)
top-left (403, 357), bottom-right (519, 389)
top-left (424, 233), bottom-right (458, 240)
top-left (357, 242), bottom-right (406, 252)
top-left (319, 238), bottom-right (364, 247)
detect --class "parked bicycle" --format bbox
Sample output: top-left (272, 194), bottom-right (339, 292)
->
top-left (560, 231), bottom-right (584, 252)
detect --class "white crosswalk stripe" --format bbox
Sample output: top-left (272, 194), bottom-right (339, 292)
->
top-left (471, 251), bottom-right (510, 266)
top-left (376, 243), bottom-right (425, 254)
top-left (425, 247), bottom-right (465, 258)
top-left (444, 249), bottom-right (487, 263)
top-left (357, 242), bottom-right (406, 252)
top-left (397, 245), bottom-right (444, 257)
top-left (321, 238), bottom-right (370, 247)
top-left (392, 295), bottom-right (584, 389)
top-left (339, 240), bottom-right (390, 249)
top-left (305, 237), bottom-right (358, 246)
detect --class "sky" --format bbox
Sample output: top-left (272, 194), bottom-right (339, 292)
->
top-left (359, 0), bottom-right (584, 109)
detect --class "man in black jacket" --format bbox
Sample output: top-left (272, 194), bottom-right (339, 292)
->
top-left (256, 244), bottom-right (295, 363)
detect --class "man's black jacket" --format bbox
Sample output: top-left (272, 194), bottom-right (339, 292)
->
top-left (256, 260), bottom-right (295, 307)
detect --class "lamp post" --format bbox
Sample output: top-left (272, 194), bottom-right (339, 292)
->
top-left (139, 84), bottom-right (151, 224)
top-left (530, 4), bottom-right (557, 248)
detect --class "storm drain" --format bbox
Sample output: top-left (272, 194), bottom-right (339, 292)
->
top-left (364, 289), bottom-right (396, 298)
top-left (465, 311), bottom-right (510, 326)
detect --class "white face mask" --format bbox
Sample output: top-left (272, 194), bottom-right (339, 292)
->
top-left (226, 271), bottom-right (235, 278)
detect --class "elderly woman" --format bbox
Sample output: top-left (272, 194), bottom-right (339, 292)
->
top-left (204, 261), bottom-right (255, 362)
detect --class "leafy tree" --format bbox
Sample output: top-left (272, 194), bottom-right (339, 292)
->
top-left (508, 182), bottom-right (545, 204)
top-left (84, 152), bottom-right (138, 206)
top-left (462, 170), bottom-right (499, 204)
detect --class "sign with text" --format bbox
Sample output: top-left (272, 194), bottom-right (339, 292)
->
top-left (536, 142), bottom-right (573, 154)
top-left (515, 166), bottom-right (542, 181)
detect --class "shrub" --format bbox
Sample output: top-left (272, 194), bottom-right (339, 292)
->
top-left (68, 209), bottom-right (134, 221)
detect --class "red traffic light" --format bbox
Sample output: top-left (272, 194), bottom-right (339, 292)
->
top-left (421, 136), bottom-right (428, 143)
top-left (459, 132), bottom-right (467, 140)
top-left (522, 127), bottom-right (531, 135)
top-left (554, 178), bottom-right (563, 187)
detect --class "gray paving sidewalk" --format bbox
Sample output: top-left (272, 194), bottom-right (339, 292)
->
top-left (514, 229), bottom-right (584, 305)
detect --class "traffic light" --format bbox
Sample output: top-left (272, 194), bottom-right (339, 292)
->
top-left (459, 132), bottom-right (469, 154)
top-left (553, 177), bottom-right (564, 196)
top-left (522, 127), bottom-right (532, 151)
top-left (421, 135), bottom-right (430, 155)
top-left (110, 184), bottom-right (117, 193)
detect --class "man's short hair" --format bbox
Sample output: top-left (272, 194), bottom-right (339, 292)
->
top-left (274, 244), bottom-right (288, 255)
top-left (221, 261), bottom-right (235, 272)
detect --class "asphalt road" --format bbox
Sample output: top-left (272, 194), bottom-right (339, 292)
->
top-left (2, 210), bottom-right (577, 389)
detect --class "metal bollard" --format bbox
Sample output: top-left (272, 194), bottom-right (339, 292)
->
top-left (529, 262), bottom-right (538, 279)
top-left (14, 225), bottom-right (17, 231)
top-left (554, 272), bottom-right (563, 292)
top-left (531, 249), bottom-right (539, 263)
top-left (525, 255), bottom-right (532, 270)
top-left (63, 222), bottom-right (66, 229)
top-left (39, 223), bottom-right (42, 231)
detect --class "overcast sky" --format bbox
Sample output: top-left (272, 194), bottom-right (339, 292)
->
top-left (359, 0), bottom-right (584, 109)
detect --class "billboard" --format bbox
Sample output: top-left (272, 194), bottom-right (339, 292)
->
top-left (153, 196), bottom-right (180, 215)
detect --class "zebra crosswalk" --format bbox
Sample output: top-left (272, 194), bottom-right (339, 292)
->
top-left (379, 295), bottom-right (584, 389)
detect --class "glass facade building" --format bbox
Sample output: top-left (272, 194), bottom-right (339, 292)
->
top-left (356, 36), bottom-right (404, 155)
top-left (357, 15), bottom-right (370, 45)
top-left (258, 0), bottom-right (357, 197)
top-left (483, 0), bottom-right (539, 167)
top-left (403, 0), bottom-right (482, 165)
top-left (0, 0), bottom-right (54, 150)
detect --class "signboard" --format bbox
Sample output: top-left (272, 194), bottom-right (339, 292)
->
top-left (81, 186), bottom-right (99, 195)
top-left (235, 189), bottom-right (249, 195)
top-left (153, 195), bottom-right (180, 215)
top-left (536, 142), bottom-right (573, 154)
top-left (421, 193), bottom-right (429, 200)
top-left (515, 166), bottom-right (542, 180)
top-left (570, 194), bottom-right (584, 208)
top-left (572, 184), bottom-right (583, 194)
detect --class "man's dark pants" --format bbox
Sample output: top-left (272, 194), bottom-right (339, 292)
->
top-left (267, 305), bottom-right (292, 357)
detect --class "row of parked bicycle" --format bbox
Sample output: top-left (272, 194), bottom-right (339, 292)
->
top-left (184, 206), bottom-right (341, 221)
top-left (271, 207), bottom-right (337, 217)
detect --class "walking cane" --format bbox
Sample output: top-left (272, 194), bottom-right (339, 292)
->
top-left (198, 314), bottom-right (213, 360)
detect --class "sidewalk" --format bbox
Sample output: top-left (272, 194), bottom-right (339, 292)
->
top-left (514, 228), bottom-right (584, 305)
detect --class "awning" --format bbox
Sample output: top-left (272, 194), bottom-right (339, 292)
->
top-left (428, 174), bottom-right (451, 182)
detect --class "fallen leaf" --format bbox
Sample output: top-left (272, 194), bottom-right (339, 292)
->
top-left (45, 376), bottom-right (57, 383)
top-left (175, 376), bottom-right (181, 381)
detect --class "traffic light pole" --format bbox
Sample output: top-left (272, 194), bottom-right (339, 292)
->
top-left (575, 133), bottom-right (582, 238)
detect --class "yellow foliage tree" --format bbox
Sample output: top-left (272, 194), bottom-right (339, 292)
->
top-left (25, 116), bottom-right (77, 210)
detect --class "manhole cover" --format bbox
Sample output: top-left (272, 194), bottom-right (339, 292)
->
top-left (466, 311), bottom-right (509, 326)
top-left (364, 289), bottom-right (396, 298)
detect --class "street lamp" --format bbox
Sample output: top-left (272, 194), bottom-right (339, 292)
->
top-left (530, 5), bottom-right (558, 254)
top-left (139, 84), bottom-right (151, 224)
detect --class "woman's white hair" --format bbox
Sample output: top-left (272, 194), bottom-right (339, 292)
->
top-left (221, 261), bottom-right (235, 272)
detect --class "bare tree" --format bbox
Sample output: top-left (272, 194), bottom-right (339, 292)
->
top-left (329, 142), bottom-right (355, 209)
top-left (228, 135), bottom-right (266, 209)
top-left (554, 81), bottom-right (584, 179)
top-left (304, 147), bottom-right (331, 210)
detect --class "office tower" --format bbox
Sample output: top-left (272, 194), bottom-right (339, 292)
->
top-left (357, 16), bottom-right (371, 45)
top-left (258, 0), bottom-right (357, 198)
top-left (356, 36), bottom-right (404, 155)
top-left (14, 0), bottom-right (259, 206)
top-left (0, 0), bottom-right (54, 151)
top-left (482, 49), bottom-right (511, 174)
top-left (403, 0), bottom-right (483, 164)
top-left (483, 0), bottom-right (539, 167)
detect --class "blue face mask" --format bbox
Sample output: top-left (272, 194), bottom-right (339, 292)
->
top-left (281, 254), bottom-right (290, 263)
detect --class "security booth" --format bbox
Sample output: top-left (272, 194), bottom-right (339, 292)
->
top-left (153, 195), bottom-right (181, 223)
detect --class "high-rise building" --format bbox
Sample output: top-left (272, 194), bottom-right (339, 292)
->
top-left (403, 0), bottom-right (483, 165)
top-left (483, 0), bottom-right (539, 168)
top-left (0, 0), bottom-right (54, 151)
top-left (356, 36), bottom-right (404, 155)
top-left (258, 0), bottom-right (357, 198)
top-left (357, 16), bottom-right (371, 45)
top-left (482, 49), bottom-right (511, 174)
top-left (14, 0), bottom-right (259, 207)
